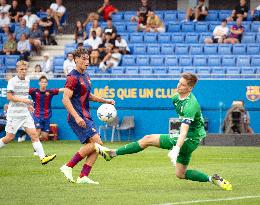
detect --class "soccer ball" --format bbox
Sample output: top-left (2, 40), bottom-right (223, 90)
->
top-left (97, 104), bottom-right (117, 123)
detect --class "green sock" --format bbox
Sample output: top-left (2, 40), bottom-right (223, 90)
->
top-left (185, 169), bottom-right (209, 182)
top-left (116, 142), bottom-right (143, 156)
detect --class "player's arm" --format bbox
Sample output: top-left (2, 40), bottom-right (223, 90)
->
top-left (176, 123), bottom-right (189, 148)
top-left (7, 92), bottom-right (33, 105)
top-left (89, 93), bottom-right (115, 105)
top-left (62, 88), bottom-right (86, 128)
top-left (58, 88), bottom-right (64, 92)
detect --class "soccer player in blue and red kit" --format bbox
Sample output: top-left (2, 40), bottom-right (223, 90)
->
top-left (29, 76), bottom-right (64, 142)
top-left (60, 48), bottom-right (115, 184)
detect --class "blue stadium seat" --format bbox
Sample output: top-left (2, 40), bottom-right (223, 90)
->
top-left (175, 44), bottom-right (189, 55)
top-left (161, 44), bottom-right (174, 55)
top-left (241, 33), bottom-right (256, 44)
top-left (241, 22), bottom-right (250, 32)
top-left (209, 22), bottom-right (220, 32)
top-left (182, 67), bottom-right (197, 74)
top-left (247, 44), bottom-right (260, 55)
top-left (193, 56), bottom-right (207, 67)
top-left (126, 23), bottom-right (137, 32)
top-left (222, 56), bottom-right (236, 67)
top-left (168, 67), bottom-right (182, 75)
top-left (136, 56), bottom-right (150, 66)
top-left (125, 67), bottom-right (139, 74)
top-left (5, 55), bottom-right (20, 70)
top-left (122, 56), bottom-right (136, 66)
top-left (111, 67), bottom-right (125, 74)
top-left (218, 44), bottom-right (232, 55)
top-left (181, 22), bottom-right (194, 32)
top-left (204, 44), bottom-right (218, 55)
top-left (87, 66), bottom-right (96, 74)
top-left (171, 33), bottom-right (184, 43)
top-left (164, 56), bottom-right (178, 66)
top-left (236, 56), bottom-right (250, 67)
top-left (255, 67), bottom-right (260, 77)
top-left (139, 67), bottom-right (153, 74)
top-left (251, 22), bottom-right (260, 32)
top-left (256, 34), bottom-right (260, 43)
top-left (153, 67), bottom-right (168, 74)
top-left (195, 22), bottom-right (209, 32)
top-left (226, 67), bottom-right (241, 79)
top-left (233, 44), bottom-right (246, 55)
top-left (53, 56), bottom-right (65, 73)
top-left (120, 33), bottom-right (129, 42)
top-left (167, 22), bottom-right (181, 32)
top-left (211, 67), bottom-right (225, 78)
top-left (147, 45), bottom-right (160, 55)
top-left (144, 33), bottom-right (157, 43)
top-left (241, 68), bottom-right (255, 79)
top-left (197, 68), bottom-right (211, 78)
top-left (189, 45), bottom-right (203, 55)
top-left (185, 33), bottom-right (199, 43)
top-left (150, 56), bottom-right (164, 66)
top-left (177, 11), bottom-right (186, 21)
top-left (0, 55), bottom-right (5, 71)
top-left (199, 32), bottom-right (212, 43)
top-left (64, 43), bottom-right (77, 56)
top-left (129, 33), bottom-right (143, 43)
top-left (179, 56), bottom-right (192, 66)
top-left (158, 33), bottom-right (171, 43)
top-left (114, 22), bottom-right (126, 33)
top-left (251, 56), bottom-right (260, 67)
top-left (112, 13), bottom-right (123, 21)
top-left (164, 11), bottom-right (177, 21)
top-left (205, 11), bottom-right (218, 21)
top-left (133, 45), bottom-right (146, 54)
top-left (208, 56), bottom-right (222, 67)
top-left (219, 10), bottom-right (231, 20)
top-left (156, 13), bottom-right (164, 20)
top-left (124, 11), bottom-right (135, 21)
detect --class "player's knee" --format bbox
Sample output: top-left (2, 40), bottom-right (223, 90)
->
top-left (140, 135), bottom-right (153, 147)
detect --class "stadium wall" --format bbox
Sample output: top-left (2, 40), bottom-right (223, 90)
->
top-left (0, 79), bottom-right (259, 141)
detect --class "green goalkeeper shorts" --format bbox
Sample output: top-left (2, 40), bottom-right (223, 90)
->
top-left (159, 134), bottom-right (200, 166)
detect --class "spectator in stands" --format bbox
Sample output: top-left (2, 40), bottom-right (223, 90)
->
top-left (22, 0), bottom-right (37, 14)
top-left (146, 11), bottom-right (165, 33)
top-left (83, 12), bottom-right (99, 27)
top-left (0, 10), bottom-right (10, 28)
top-left (224, 17), bottom-right (244, 44)
top-left (42, 52), bottom-right (53, 75)
top-left (131, 0), bottom-right (151, 25)
top-left (98, 32), bottom-right (114, 61)
top-left (1, 33), bottom-right (17, 55)
top-left (115, 35), bottom-right (130, 54)
top-left (9, 0), bottom-right (24, 23)
top-left (29, 22), bottom-right (43, 56)
top-left (204, 19), bottom-right (229, 44)
top-left (137, 15), bottom-right (146, 32)
top-left (103, 19), bottom-right (117, 40)
top-left (84, 30), bottom-right (102, 65)
top-left (251, 4), bottom-right (260, 21)
top-left (184, 0), bottom-right (208, 22)
top-left (99, 46), bottom-right (122, 72)
top-left (97, 0), bottom-right (118, 21)
top-left (17, 33), bottom-right (31, 61)
top-left (77, 42), bottom-right (84, 49)
top-left (39, 8), bottom-right (56, 45)
top-left (63, 52), bottom-right (76, 75)
top-left (227, 0), bottom-right (248, 22)
top-left (22, 8), bottom-right (39, 29)
top-left (14, 18), bottom-right (30, 41)
top-left (0, 0), bottom-right (11, 13)
top-left (74, 20), bottom-right (86, 43)
top-left (32, 64), bottom-right (44, 79)
top-left (50, 0), bottom-right (66, 33)
top-left (89, 19), bottom-right (102, 38)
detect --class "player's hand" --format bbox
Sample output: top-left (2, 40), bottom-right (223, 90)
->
top-left (23, 99), bottom-right (34, 105)
top-left (168, 146), bottom-right (180, 167)
top-left (75, 116), bottom-right (86, 128)
top-left (106, 99), bottom-right (115, 105)
top-left (28, 105), bottom-right (34, 113)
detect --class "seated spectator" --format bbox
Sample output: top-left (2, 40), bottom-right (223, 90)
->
top-left (115, 35), bottom-right (130, 54)
top-left (224, 17), bottom-right (244, 44)
top-left (0, 0), bottom-right (11, 13)
top-left (77, 41), bottom-right (84, 49)
top-left (97, 0), bottom-right (118, 21)
top-left (146, 11), bottom-right (165, 33)
top-left (22, 8), bottom-right (39, 29)
top-left (89, 19), bottom-right (102, 38)
top-left (42, 52), bottom-right (53, 75)
top-left (84, 31), bottom-right (102, 65)
top-left (30, 64), bottom-right (44, 79)
top-left (50, 0), bottom-right (66, 33)
top-left (227, 0), bottom-right (248, 22)
top-left (184, 0), bottom-right (208, 22)
top-left (9, 0), bottom-right (24, 23)
top-left (0, 11), bottom-right (10, 29)
top-left (14, 18), bottom-right (30, 41)
top-left (98, 32), bottom-right (114, 61)
top-left (39, 8), bottom-right (56, 45)
top-left (131, 0), bottom-right (151, 25)
top-left (251, 3), bottom-right (260, 21)
top-left (99, 46), bottom-right (122, 72)
top-left (205, 19), bottom-right (229, 44)
top-left (1, 33), bottom-right (17, 55)
top-left (1, 24), bottom-right (10, 42)
top-left (17, 33), bottom-right (31, 61)
top-left (83, 12), bottom-right (99, 27)
top-left (137, 15), bottom-right (146, 32)
top-left (103, 19), bottom-right (117, 40)
top-left (74, 20), bottom-right (86, 43)
top-left (29, 22), bottom-right (43, 55)
top-left (22, 0), bottom-right (37, 14)
top-left (63, 52), bottom-right (76, 75)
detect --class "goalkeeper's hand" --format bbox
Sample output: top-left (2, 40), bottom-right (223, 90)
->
top-left (168, 146), bottom-right (180, 167)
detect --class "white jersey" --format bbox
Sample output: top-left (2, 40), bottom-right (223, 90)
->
top-left (6, 76), bottom-right (30, 119)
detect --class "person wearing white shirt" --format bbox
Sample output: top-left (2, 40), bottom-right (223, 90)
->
top-left (84, 31), bottom-right (102, 65)
top-left (22, 8), bottom-right (39, 29)
top-left (0, 0), bottom-right (11, 13)
top-left (42, 52), bottom-right (53, 76)
top-left (0, 12), bottom-right (10, 28)
top-left (115, 35), bottom-right (130, 54)
top-left (99, 47), bottom-right (122, 72)
top-left (204, 19), bottom-right (229, 44)
top-left (63, 52), bottom-right (76, 75)
top-left (50, 0), bottom-right (66, 33)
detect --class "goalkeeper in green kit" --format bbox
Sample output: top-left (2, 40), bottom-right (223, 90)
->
top-left (95, 72), bottom-right (232, 191)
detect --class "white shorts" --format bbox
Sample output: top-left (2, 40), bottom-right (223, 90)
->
top-left (5, 115), bottom-right (35, 135)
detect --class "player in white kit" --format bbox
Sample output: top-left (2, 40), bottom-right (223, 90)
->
top-left (0, 60), bottom-right (56, 165)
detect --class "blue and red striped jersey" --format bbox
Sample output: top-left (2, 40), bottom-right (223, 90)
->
top-left (64, 69), bottom-right (92, 121)
top-left (29, 88), bottom-right (59, 119)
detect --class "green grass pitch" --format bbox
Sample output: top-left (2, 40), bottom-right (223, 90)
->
top-left (1, 141), bottom-right (260, 205)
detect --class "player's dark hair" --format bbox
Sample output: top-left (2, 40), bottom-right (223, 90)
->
top-left (39, 75), bottom-right (48, 82)
top-left (73, 48), bottom-right (90, 60)
top-left (181, 72), bottom-right (198, 87)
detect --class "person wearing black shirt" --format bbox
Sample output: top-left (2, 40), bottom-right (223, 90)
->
top-left (184, 0), bottom-right (208, 22)
top-left (131, 0), bottom-right (151, 25)
top-left (227, 0), bottom-right (248, 21)
top-left (9, 0), bottom-right (24, 22)
top-left (103, 19), bottom-right (117, 40)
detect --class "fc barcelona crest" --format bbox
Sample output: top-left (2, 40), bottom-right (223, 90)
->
top-left (246, 86), bottom-right (260, 102)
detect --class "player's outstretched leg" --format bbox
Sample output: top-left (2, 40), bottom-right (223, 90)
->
top-left (212, 174), bottom-right (232, 191)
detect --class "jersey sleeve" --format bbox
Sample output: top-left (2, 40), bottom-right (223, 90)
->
top-left (29, 88), bottom-right (36, 95)
top-left (65, 75), bottom-right (78, 91)
top-left (7, 79), bottom-right (14, 93)
top-left (50, 88), bottom-right (60, 95)
top-left (181, 103), bottom-right (197, 125)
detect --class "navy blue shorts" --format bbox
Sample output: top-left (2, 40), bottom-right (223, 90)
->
top-left (33, 116), bottom-right (50, 132)
top-left (68, 118), bottom-right (97, 144)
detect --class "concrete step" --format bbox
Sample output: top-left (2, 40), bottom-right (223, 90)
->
top-left (55, 34), bottom-right (74, 40)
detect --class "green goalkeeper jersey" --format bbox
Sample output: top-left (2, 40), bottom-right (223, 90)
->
top-left (172, 92), bottom-right (206, 141)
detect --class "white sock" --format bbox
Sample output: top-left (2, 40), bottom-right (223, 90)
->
top-left (0, 138), bottom-right (6, 148)
top-left (32, 141), bottom-right (45, 159)
top-left (209, 176), bottom-right (212, 183)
